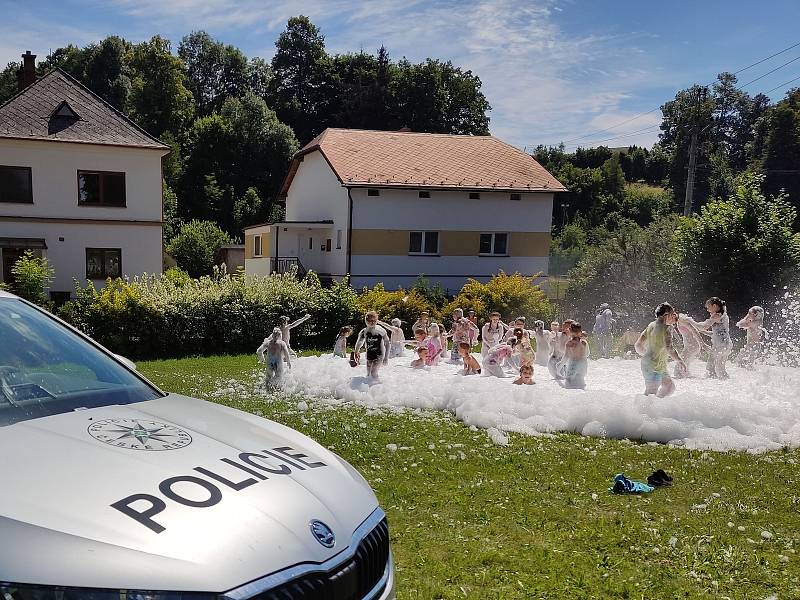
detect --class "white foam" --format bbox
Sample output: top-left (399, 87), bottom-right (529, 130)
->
top-left (277, 353), bottom-right (800, 453)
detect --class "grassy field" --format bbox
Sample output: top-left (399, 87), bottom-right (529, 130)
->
top-left (139, 354), bottom-right (800, 600)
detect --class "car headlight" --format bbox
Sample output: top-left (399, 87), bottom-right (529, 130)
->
top-left (0, 584), bottom-right (215, 600)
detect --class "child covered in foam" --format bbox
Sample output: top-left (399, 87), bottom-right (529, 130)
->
top-left (736, 305), bottom-right (767, 369)
top-left (561, 322), bottom-right (589, 389)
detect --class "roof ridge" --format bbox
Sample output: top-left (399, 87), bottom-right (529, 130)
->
top-left (322, 127), bottom-right (494, 139)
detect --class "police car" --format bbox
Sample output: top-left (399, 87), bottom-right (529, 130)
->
top-left (0, 291), bottom-right (395, 599)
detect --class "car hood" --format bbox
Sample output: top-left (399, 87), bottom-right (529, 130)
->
top-left (0, 394), bottom-right (378, 592)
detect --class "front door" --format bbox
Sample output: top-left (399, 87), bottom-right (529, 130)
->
top-left (298, 233), bottom-right (316, 271)
top-left (1, 248), bottom-right (26, 289)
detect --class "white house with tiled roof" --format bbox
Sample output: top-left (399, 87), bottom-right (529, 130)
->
top-left (244, 127), bottom-right (566, 292)
top-left (0, 52), bottom-right (168, 299)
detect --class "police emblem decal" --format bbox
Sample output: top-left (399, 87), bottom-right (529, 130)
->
top-left (310, 520), bottom-right (336, 548)
top-left (88, 418), bottom-right (192, 451)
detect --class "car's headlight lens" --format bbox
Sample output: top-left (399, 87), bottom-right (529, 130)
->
top-left (0, 584), bottom-right (216, 600)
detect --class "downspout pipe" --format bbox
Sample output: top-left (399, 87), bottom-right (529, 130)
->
top-left (346, 186), bottom-right (354, 280)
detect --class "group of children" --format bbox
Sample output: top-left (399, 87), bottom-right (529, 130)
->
top-left (257, 298), bottom-right (769, 393)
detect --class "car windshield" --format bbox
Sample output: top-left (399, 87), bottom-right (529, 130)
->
top-left (0, 297), bottom-right (162, 427)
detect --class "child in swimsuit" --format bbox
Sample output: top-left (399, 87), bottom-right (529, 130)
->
top-left (532, 320), bottom-right (551, 367)
top-left (427, 323), bottom-right (446, 366)
top-left (411, 346), bottom-right (428, 369)
top-left (483, 342), bottom-right (515, 378)
top-left (481, 311), bottom-right (508, 358)
top-left (378, 318), bottom-right (407, 358)
top-left (562, 322), bottom-right (588, 389)
top-left (548, 319), bottom-right (573, 380)
top-left (457, 342), bottom-right (481, 375)
top-left (513, 363), bottom-right (535, 385)
top-left (697, 297), bottom-right (733, 379)
top-left (353, 311), bottom-right (391, 382)
top-left (333, 326), bottom-right (352, 357)
top-left (257, 327), bottom-right (292, 379)
top-left (673, 313), bottom-right (706, 377)
top-left (412, 311), bottom-right (430, 335)
top-left (448, 309), bottom-right (479, 362)
top-left (635, 303), bottom-right (685, 397)
top-left (736, 305), bottom-right (766, 369)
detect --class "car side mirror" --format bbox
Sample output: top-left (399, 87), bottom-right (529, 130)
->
top-left (114, 354), bottom-right (137, 371)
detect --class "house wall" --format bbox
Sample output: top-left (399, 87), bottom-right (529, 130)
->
top-left (0, 139), bottom-right (164, 292)
top-left (349, 187), bottom-right (553, 293)
top-left (0, 220), bottom-right (162, 292)
top-left (284, 151), bottom-right (349, 276)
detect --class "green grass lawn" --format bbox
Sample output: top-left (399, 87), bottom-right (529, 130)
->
top-left (139, 354), bottom-right (800, 599)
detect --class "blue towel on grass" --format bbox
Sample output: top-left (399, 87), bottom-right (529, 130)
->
top-left (609, 473), bottom-right (654, 494)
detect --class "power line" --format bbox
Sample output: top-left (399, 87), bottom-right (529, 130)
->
top-left (535, 40), bottom-right (800, 148)
top-left (763, 74), bottom-right (800, 95)
top-left (739, 55), bottom-right (800, 88)
top-left (563, 124), bottom-right (661, 150)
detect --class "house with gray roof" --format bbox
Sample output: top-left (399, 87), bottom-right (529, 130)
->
top-left (0, 51), bottom-right (169, 299)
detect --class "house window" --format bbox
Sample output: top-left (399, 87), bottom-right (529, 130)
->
top-left (510, 193), bottom-right (521, 201)
top-left (367, 188), bottom-right (380, 196)
top-left (86, 248), bottom-right (121, 279)
top-left (253, 235), bottom-right (262, 257)
top-left (469, 192), bottom-right (480, 200)
top-left (78, 171), bottom-right (126, 206)
top-left (326, 238), bottom-right (332, 252)
top-left (418, 190), bottom-right (430, 198)
top-left (479, 233), bottom-right (509, 256)
top-left (0, 165), bottom-right (32, 203)
top-left (409, 231), bottom-right (439, 255)
top-left (336, 229), bottom-right (342, 249)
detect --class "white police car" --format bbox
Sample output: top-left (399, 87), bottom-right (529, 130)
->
top-left (0, 291), bottom-right (395, 599)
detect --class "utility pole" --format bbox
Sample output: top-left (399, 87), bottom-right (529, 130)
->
top-left (683, 131), bottom-right (698, 216)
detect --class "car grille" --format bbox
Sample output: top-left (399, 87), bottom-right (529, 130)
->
top-left (250, 518), bottom-right (390, 600)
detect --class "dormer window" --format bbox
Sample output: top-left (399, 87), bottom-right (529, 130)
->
top-left (51, 101), bottom-right (79, 120)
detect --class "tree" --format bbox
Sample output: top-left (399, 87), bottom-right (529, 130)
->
top-left (673, 173), bottom-right (800, 316)
top-left (761, 97), bottom-right (800, 217)
top-left (246, 57), bottom-right (273, 102)
top-left (85, 36), bottom-right (131, 108)
top-left (0, 61), bottom-right (20, 104)
top-left (269, 15), bottom-right (336, 142)
top-left (162, 183), bottom-right (180, 243)
top-left (128, 36), bottom-right (195, 137)
top-left (166, 220), bottom-right (232, 277)
top-left (10, 251), bottom-right (55, 306)
top-left (38, 45), bottom-right (92, 80)
top-left (233, 187), bottom-right (263, 231)
top-left (179, 31), bottom-right (249, 116)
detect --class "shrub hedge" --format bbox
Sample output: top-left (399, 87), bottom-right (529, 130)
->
top-left (58, 270), bottom-right (554, 358)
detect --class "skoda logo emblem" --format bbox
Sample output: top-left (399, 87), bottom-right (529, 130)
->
top-left (88, 418), bottom-right (192, 451)
top-left (310, 520), bottom-right (335, 548)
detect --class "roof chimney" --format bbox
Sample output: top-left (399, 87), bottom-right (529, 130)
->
top-left (18, 51), bottom-right (37, 91)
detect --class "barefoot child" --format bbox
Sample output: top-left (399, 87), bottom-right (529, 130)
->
top-left (673, 313), bottom-right (707, 377)
top-left (278, 314), bottom-right (311, 356)
top-left (353, 311), bottom-right (391, 382)
top-left (333, 326), bottom-right (352, 357)
top-left (448, 309), bottom-right (479, 362)
top-left (562, 322), bottom-right (589, 389)
top-left (698, 297), bottom-right (733, 379)
top-left (257, 327), bottom-right (292, 379)
top-left (635, 303), bottom-right (685, 397)
top-left (457, 342), bottom-right (482, 375)
top-left (548, 320), bottom-right (573, 380)
top-left (513, 363), bottom-right (535, 385)
top-left (736, 305), bottom-right (766, 368)
top-left (412, 311), bottom-right (430, 334)
top-left (427, 323), bottom-right (447, 366)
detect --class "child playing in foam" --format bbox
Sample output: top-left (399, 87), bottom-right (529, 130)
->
top-left (257, 327), bottom-right (292, 379)
top-left (513, 364), bottom-right (535, 385)
top-left (426, 323), bottom-right (447, 366)
top-left (457, 342), bottom-right (482, 375)
top-left (532, 320), bottom-right (551, 367)
top-left (736, 305), bottom-right (767, 369)
top-left (333, 326), bottom-right (352, 358)
top-left (277, 314), bottom-right (311, 357)
top-left (353, 311), bottom-right (391, 382)
top-left (673, 313), bottom-right (707, 377)
top-left (698, 297), bottom-right (733, 379)
top-left (378, 318), bottom-right (407, 358)
top-left (561, 322), bottom-right (589, 389)
top-left (412, 311), bottom-right (430, 334)
top-left (448, 308), bottom-right (480, 362)
top-left (483, 341), bottom-right (515, 378)
top-left (548, 319), bottom-right (573, 380)
top-left (481, 312), bottom-right (508, 358)
top-left (636, 303), bottom-right (685, 397)
top-left (410, 346), bottom-right (428, 369)
top-left (593, 308), bottom-right (616, 359)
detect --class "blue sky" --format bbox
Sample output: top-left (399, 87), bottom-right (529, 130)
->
top-left (2, 0), bottom-right (799, 149)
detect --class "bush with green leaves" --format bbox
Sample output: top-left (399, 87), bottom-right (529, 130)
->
top-left (442, 272), bottom-right (556, 326)
top-left (9, 251), bottom-right (54, 305)
top-left (59, 269), bottom-right (359, 359)
top-left (356, 284), bottom-right (437, 335)
top-left (166, 219), bottom-right (232, 277)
